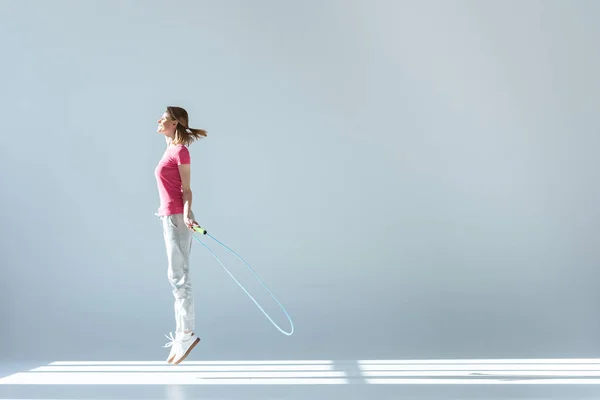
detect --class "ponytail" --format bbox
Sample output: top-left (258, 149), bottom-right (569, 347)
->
top-left (167, 106), bottom-right (207, 146)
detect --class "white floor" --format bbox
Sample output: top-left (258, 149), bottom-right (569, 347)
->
top-left (4, 358), bottom-right (600, 399)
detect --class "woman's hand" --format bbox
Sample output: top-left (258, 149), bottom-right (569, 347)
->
top-left (184, 214), bottom-right (199, 231)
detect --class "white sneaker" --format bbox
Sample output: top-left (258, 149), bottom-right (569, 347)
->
top-left (163, 332), bottom-right (178, 363)
top-left (163, 331), bottom-right (200, 365)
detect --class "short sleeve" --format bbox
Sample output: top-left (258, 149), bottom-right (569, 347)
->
top-left (175, 145), bottom-right (191, 165)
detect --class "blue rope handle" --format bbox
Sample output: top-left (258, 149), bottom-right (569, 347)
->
top-left (191, 226), bottom-right (294, 336)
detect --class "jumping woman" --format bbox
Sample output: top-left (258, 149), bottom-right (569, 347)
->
top-left (155, 106), bottom-right (207, 364)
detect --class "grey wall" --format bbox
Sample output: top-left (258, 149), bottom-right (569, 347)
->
top-left (1, 0), bottom-right (599, 362)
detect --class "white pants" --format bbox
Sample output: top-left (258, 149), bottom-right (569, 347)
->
top-left (160, 213), bottom-right (195, 333)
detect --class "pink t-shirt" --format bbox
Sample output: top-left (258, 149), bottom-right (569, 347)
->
top-left (155, 144), bottom-right (191, 216)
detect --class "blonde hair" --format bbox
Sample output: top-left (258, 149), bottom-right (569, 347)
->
top-left (166, 106), bottom-right (207, 146)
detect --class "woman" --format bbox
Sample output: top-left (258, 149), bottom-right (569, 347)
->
top-left (155, 106), bottom-right (207, 365)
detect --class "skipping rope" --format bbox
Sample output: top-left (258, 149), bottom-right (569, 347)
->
top-left (191, 225), bottom-right (295, 336)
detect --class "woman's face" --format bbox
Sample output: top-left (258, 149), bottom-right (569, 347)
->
top-left (157, 112), bottom-right (177, 137)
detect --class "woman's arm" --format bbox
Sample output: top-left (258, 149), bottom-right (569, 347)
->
top-left (179, 163), bottom-right (197, 229)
